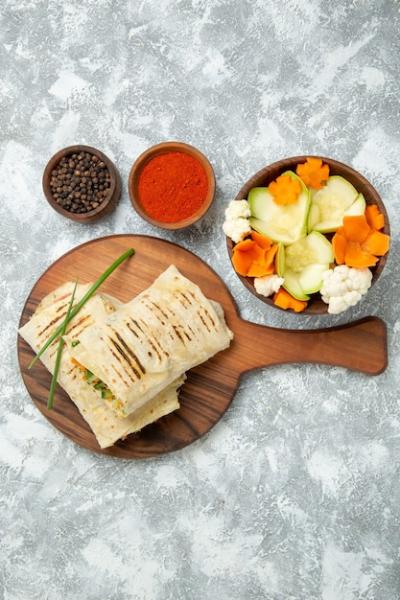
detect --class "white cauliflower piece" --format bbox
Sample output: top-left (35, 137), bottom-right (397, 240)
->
top-left (224, 199), bottom-right (250, 220)
top-left (223, 218), bottom-right (251, 243)
top-left (320, 266), bottom-right (372, 314)
top-left (254, 275), bottom-right (284, 297)
top-left (223, 200), bottom-right (251, 243)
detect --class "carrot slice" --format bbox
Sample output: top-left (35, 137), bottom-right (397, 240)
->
top-left (247, 263), bottom-right (274, 277)
top-left (273, 288), bottom-right (307, 312)
top-left (365, 204), bottom-right (385, 230)
top-left (233, 238), bottom-right (254, 251)
top-left (296, 157), bottom-right (329, 189)
top-left (343, 215), bottom-right (371, 243)
top-left (344, 241), bottom-right (378, 268)
top-left (251, 231), bottom-right (272, 250)
top-left (361, 231), bottom-right (390, 256)
top-left (268, 174), bottom-right (301, 205)
top-left (332, 232), bottom-right (347, 265)
top-left (232, 240), bottom-right (269, 276)
top-left (264, 244), bottom-right (278, 265)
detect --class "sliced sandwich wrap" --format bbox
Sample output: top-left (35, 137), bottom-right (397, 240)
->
top-left (19, 282), bottom-right (183, 448)
top-left (65, 265), bottom-right (233, 418)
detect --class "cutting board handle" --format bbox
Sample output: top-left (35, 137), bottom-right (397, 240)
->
top-left (237, 316), bottom-right (387, 375)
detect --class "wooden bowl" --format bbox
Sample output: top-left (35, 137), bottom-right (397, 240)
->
top-left (227, 156), bottom-right (390, 315)
top-left (128, 141), bottom-right (216, 230)
top-left (43, 145), bottom-right (121, 223)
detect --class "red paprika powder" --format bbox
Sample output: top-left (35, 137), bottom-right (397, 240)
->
top-left (137, 151), bottom-right (209, 223)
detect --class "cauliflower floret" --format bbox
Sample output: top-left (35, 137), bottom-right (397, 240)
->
top-left (320, 266), bottom-right (372, 314)
top-left (223, 200), bottom-right (251, 243)
top-left (254, 275), bottom-right (284, 297)
top-left (223, 218), bottom-right (251, 243)
top-left (224, 199), bottom-right (251, 220)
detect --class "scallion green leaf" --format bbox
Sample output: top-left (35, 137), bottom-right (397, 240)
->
top-left (47, 280), bottom-right (78, 410)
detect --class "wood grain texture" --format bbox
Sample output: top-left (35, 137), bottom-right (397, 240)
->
top-left (17, 235), bottom-right (388, 459)
top-left (227, 155), bottom-right (390, 315)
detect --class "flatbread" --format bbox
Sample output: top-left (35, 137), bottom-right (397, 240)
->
top-left (19, 282), bottom-right (182, 448)
top-left (66, 265), bottom-right (233, 418)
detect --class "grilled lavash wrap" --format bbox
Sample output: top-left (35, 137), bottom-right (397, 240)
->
top-left (18, 282), bottom-right (183, 448)
top-left (65, 265), bottom-right (233, 418)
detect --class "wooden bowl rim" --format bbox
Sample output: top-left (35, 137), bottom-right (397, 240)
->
top-left (128, 141), bottom-right (216, 230)
top-left (42, 144), bottom-right (121, 223)
top-left (226, 155), bottom-right (390, 316)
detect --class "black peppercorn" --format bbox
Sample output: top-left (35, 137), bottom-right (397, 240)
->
top-left (49, 151), bottom-right (111, 214)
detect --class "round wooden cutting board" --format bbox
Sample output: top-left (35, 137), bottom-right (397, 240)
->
top-left (17, 235), bottom-right (387, 459)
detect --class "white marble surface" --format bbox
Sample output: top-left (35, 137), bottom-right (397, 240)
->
top-left (1, 1), bottom-right (400, 598)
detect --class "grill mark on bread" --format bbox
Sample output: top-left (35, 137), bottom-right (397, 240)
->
top-left (38, 311), bottom-right (67, 337)
top-left (198, 311), bottom-right (211, 332)
top-left (149, 301), bottom-right (169, 320)
top-left (127, 318), bottom-right (162, 361)
top-left (108, 338), bottom-right (139, 382)
top-left (55, 301), bottom-right (69, 313)
top-left (111, 363), bottom-right (130, 388)
top-left (66, 315), bottom-right (92, 336)
top-left (180, 291), bottom-right (193, 305)
top-left (143, 301), bottom-right (166, 326)
top-left (172, 325), bottom-right (185, 345)
top-left (202, 307), bottom-right (216, 328)
top-left (138, 318), bottom-right (170, 359)
top-left (126, 321), bottom-right (139, 338)
top-left (113, 330), bottom-right (145, 374)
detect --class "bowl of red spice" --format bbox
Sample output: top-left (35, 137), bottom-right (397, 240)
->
top-left (128, 141), bottom-right (215, 230)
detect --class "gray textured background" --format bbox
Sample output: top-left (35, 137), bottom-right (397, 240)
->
top-left (1, 1), bottom-right (400, 599)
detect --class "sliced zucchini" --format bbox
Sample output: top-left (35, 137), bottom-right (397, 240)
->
top-left (298, 264), bottom-right (330, 295)
top-left (275, 242), bottom-right (285, 277)
top-left (285, 232), bottom-right (334, 272)
top-left (283, 270), bottom-right (310, 301)
top-left (310, 176), bottom-right (359, 232)
top-left (344, 192), bottom-right (366, 217)
top-left (248, 171), bottom-right (310, 244)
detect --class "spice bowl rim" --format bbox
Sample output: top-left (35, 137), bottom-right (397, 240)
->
top-left (226, 155), bottom-right (390, 316)
top-left (42, 144), bottom-right (121, 223)
top-left (128, 141), bottom-right (216, 230)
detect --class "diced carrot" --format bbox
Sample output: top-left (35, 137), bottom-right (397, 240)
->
top-left (344, 241), bottom-right (378, 268)
top-left (268, 174), bottom-right (301, 205)
top-left (251, 231), bottom-right (272, 250)
top-left (232, 241), bottom-right (264, 276)
top-left (332, 232), bottom-right (347, 264)
top-left (365, 204), bottom-right (385, 231)
top-left (296, 157), bottom-right (329, 189)
top-left (342, 215), bottom-right (371, 243)
top-left (247, 263), bottom-right (274, 277)
top-left (232, 239), bottom-right (276, 277)
top-left (361, 231), bottom-right (390, 256)
top-left (273, 288), bottom-right (308, 312)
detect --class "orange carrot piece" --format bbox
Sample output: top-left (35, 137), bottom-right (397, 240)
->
top-left (296, 157), bottom-right (329, 189)
top-left (365, 204), bottom-right (385, 230)
top-left (273, 288), bottom-right (308, 312)
top-left (264, 244), bottom-right (278, 266)
top-left (268, 174), bottom-right (301, 205)
top-left (251, 231), bottom-right (272, 250)
top-left (233, 239), bottom-right (254, 252)
top-left (342, 215), bottom-right (371, 243)
top-left (247, 263), bottom-right (275, 277)
top-left (232, 240), bottom-right (268, 276)
top-left (332, 232), bottom-right (347, 265)
top-left (344, 241), bottom-right (378, 268)
top-left (361, 231), bottom-right (390, 256)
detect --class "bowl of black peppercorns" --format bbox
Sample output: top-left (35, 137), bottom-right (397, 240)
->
top-left (43, 145), bottom-right (121, 222)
